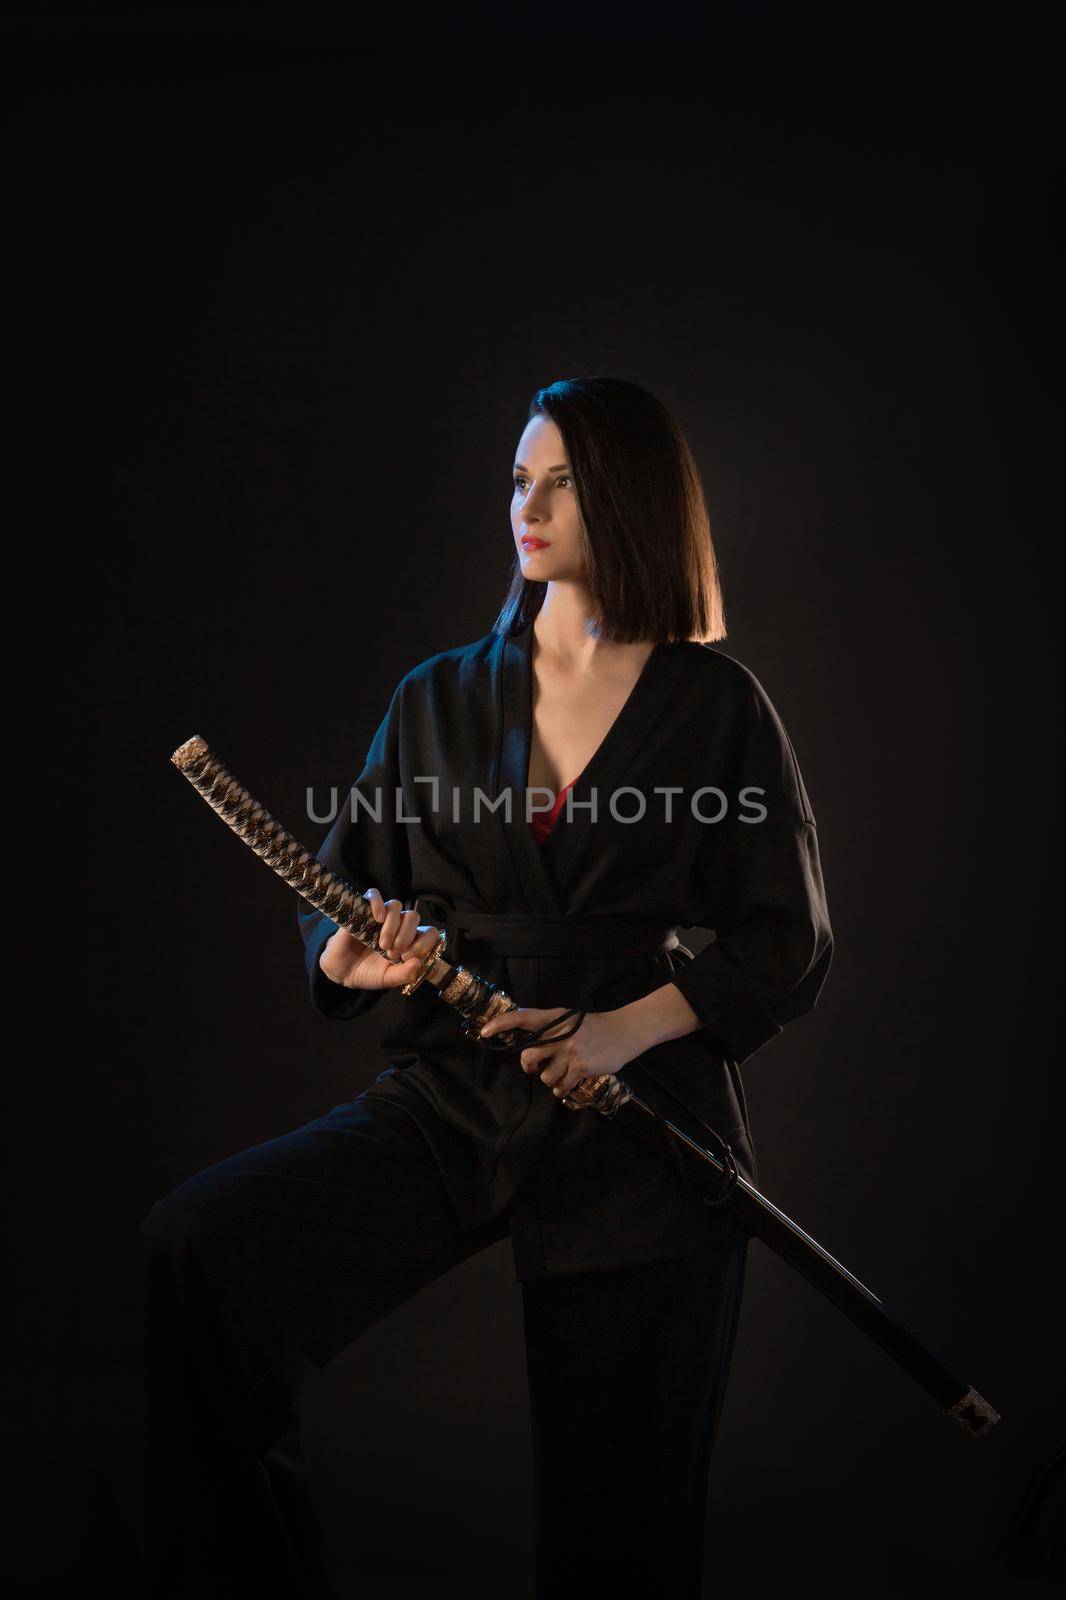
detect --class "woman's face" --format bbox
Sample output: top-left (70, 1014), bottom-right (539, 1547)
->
top-left (510, 415), bottom-right (586, 581)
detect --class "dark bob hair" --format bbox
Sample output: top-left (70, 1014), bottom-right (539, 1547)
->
top-left (492, 376), bottom-right (726, 644)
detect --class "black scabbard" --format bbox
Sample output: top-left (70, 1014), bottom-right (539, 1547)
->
top-left (616, 1089), bottom-right (1000, 1439)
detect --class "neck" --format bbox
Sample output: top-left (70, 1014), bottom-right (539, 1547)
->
top-left (532, 581), bottom-right (653, 671)
top-left (533, 580), bottom-right (611, 669)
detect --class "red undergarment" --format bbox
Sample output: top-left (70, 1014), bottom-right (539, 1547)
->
top-left (531, 780), bottom-right (576, 845)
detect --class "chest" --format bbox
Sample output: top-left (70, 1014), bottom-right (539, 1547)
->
top-left (526, 649), bottom-right (656, 795)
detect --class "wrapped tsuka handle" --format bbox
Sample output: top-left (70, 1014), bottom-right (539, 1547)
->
top-left (169, 734), bottom-right (626, 1114)
top-left (171, 734), bottom-right (388, 949)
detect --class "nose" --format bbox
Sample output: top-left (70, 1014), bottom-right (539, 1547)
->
top-left (518, 478), bottom-right (549, 528)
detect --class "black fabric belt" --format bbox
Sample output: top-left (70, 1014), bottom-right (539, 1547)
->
top-left (414, 898), bottom-right (681, 964)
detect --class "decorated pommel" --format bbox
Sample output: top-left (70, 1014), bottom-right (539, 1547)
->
top-left (171, 734), bottom-right (210, 771)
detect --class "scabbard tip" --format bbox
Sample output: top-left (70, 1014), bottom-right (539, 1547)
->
top-left (948, 1387), bottom-right (1001, 1439)
top-left (171, 734), bottom-right (209, 770)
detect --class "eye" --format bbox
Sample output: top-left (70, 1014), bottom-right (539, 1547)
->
top-left (512, 475), bottom-right (572, 491)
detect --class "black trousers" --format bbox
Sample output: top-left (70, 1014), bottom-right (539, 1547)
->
top-left (138, 1091), bottom-right (748, 1599)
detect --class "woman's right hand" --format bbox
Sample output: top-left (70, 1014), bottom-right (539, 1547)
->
top-left (318, 888), bottom-right (444, 992)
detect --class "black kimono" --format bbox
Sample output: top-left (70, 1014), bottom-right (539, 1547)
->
top-left (298, 619), bottom-right (833, 1283)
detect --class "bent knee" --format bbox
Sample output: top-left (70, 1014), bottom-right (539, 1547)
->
top-left (139, 1172), bottom-right (242, 1256)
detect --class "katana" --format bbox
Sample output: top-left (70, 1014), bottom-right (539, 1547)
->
top-left (171, 733), bottom-right (1001, 1442)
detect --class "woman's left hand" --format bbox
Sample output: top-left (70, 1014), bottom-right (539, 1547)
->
top-left (477, 1006), bottom-right (636, 1105)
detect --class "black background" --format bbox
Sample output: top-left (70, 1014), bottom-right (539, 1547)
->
top-left (10, 6), bottom-right (1063, 1595)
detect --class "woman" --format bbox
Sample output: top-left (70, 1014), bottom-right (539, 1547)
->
top-left (140, 377), bottom-right (833, 1599)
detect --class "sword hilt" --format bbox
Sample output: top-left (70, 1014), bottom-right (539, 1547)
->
top-left (171, 735), bottom-right (627, 1119)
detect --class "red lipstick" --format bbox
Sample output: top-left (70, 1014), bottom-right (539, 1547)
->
top-left (521, 536), bottom-right (550, 549)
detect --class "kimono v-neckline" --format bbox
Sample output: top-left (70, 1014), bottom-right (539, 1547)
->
top-left (493, 621), bottom-right (677, 914)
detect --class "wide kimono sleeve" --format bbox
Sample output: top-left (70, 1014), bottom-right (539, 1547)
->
top-left (297, 679), bottom-right (415, 1022)
top-left (668, 671), bottom-right (834, 1066)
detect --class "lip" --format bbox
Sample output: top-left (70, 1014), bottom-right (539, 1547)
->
top-left (521, 537), bottom-right (550, 549)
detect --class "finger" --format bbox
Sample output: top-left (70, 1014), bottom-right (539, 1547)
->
top-left (518, 1044), bottom-right (557, 1072)
top-left (409, 924), bottom-right (444, 958)
top-left (378, 898), bottom-right (409, 959)
top-left (362, 888), bottom-right (395, 958)
top-left (484, 1005), bottom-right (573, 1039)
top-left (551, 1070), bottom-right (583, 1099)
top-left (387, 908), bottom-right (423, 958)
top-left (386, 924), bottom-right (444, 971)
top-left (541, 1064), bottom-right (570, 1091)
top-left (337, 889), bottom-right (384, 949)
top-left (482, 1008), bottom-right (543, 1039)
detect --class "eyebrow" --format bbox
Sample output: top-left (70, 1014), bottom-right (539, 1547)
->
top-left (513, 461), bottom-right (571, 473)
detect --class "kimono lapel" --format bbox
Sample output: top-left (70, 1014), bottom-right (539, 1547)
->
top-left (493, 621), bottom-right (682, 912)
top-left (494, 623), bottom-right (564, 915)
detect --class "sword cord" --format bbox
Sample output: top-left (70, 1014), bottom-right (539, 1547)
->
top-left (474, 1007), bottom-right (589, 1050)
